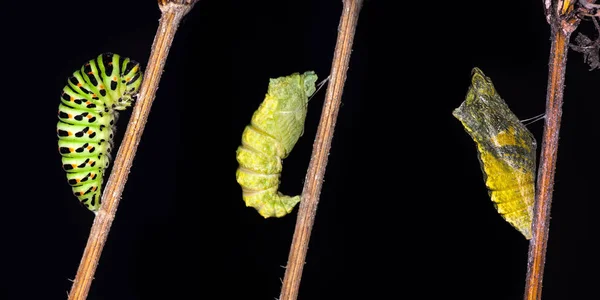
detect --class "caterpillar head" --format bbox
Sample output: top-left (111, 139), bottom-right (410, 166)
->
top-left (114, 59), bottom-right (142, 110)
top-left (116, 91), bottom-right (139, 110)
top-left (92, 53), bottom-right (141, 111)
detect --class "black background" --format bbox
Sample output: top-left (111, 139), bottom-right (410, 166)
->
top-left (2, 0), bottom-right (599, 299)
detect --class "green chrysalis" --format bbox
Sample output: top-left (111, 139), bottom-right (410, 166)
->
top-left (236, 71), bottom-right (318, 218)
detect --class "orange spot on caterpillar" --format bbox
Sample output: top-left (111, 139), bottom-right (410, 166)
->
top-left (91, 94), bottom-right (96, 98)
top-left (71, 164), bottom-right (77, 169)
top-left (87, 130), bottom-right (93, 135)
top-left (87, 145), bottom-right (93, 150)
top-left (77, 83), bottom-right (82, 87)
top-left (86, 115), bottom-right (92, 119)
top-left (67, 114), bottom-right (72, 118)
top-left (76, 179), bottom-right (80, 183)
top-left (79, 191), bottom-right (84, 196)
top-left (125, 77), bottom-right (130, 81)
top-left (68, 131), bottom-right (73, 136)
top-left (92, 186), bottom-right (97, 191)
top-left (108, 62), bottom-right (113, 65)
top-left (90, 174), bottom-right (96, 179)
top-left (99, 85), bottom-right (104, 89)
top-left (69, 148), bottom-right (74, 153)
top-left (70, 96), bottom-right (74, 101)
top-left (87, 160), bottom-right (93, 165)
top-left (86, 101), bottom-right (91, 105)
top-left (87, 72), bottom-right (93, 75)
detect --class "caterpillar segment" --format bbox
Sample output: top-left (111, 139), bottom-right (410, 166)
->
top-left (57, 53), bottom-right (143, 212)
top-left (236, 71), bottom-right (318, 218)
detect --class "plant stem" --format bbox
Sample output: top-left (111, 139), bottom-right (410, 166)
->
top-left (524, 25), bottom-right (569, 300)
top-left (524, 1), bottom-right (579, 299)
top-left (278, 1), bottom-right (363, 299)
top-left (67, 1), bottom-right (198, 299)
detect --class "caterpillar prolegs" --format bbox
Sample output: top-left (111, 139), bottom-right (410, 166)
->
top-left (57, 53), bottom-right (143, 212)
top-left (236, 71), bottom-right (318, 218)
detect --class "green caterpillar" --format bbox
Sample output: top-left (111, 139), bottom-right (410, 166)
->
top-left (236, 71), bottom-right (318, 218)
top-left (57, 53), bottom-right (143, 213)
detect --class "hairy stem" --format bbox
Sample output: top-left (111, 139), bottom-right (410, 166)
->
top-left (67, 1), bottom-right (198, 299)
top-left (278, 1), bottom-right (363, 299)
top-left (524, 1), bottom-right (579, 299)
top-left (524, 25), bottom-right (569, 300)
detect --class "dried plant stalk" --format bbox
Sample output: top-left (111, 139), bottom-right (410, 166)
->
top-left (524, 1), bottom-right (579, 299)
top-left (278, 1), bottom-right (363, 299)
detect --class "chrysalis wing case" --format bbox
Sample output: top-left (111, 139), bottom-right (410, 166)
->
top-left (452, 68), bottom-right (536, 239)
top-left (57, 53), bottom-right (143, 213)
top-left (236, 71), bottom-right (318, 218)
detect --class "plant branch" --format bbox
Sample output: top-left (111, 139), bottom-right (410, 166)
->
top-left (278, 1), bottom-right (363, 299)
top-left (67, 1), bottom-right (198, 299)
top-left (524, 1), bottom-right (579, 299)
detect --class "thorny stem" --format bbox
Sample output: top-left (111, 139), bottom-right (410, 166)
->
top-left (524, 1), bottom-right (579, 299)
top-left (278, 1), bottom-right (363, 299)
top-left (67, 1), bottom-right (198, 299)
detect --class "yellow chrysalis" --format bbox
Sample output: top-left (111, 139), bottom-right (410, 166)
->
top-left (453, 68), bottom-right (536, 239)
